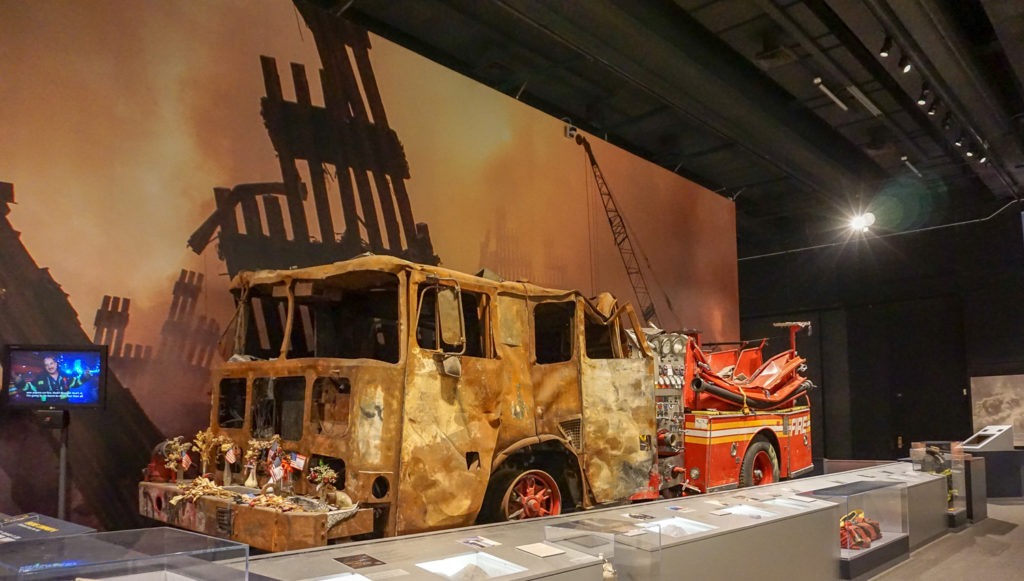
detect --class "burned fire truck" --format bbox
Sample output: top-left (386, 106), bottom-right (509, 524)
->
top-left (140, 255), bottom-right (813, 550)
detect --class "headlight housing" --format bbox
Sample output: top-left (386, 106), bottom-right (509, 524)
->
top-left (671, 336), bottom-right (685, 354)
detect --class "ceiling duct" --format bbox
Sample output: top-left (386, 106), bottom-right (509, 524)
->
top-left (863, 126), bottom-right (894, 155)
top-left (753, 32), bottom-right (798, 70)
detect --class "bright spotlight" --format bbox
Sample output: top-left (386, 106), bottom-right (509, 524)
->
top-left (898, 55), bottom-right (912, 74)
top-left (850, 212), bottom-right (876, 232)
top-left (879, 36), bottom-right (892, 58)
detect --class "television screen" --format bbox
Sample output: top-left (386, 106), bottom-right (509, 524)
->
top-left (3, 345), bottom-right (107, 409)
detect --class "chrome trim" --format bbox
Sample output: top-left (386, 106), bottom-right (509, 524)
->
top-left (789, 464), bottom-right (815, 478)
top-left (707, 482), bottom-right (739, 492)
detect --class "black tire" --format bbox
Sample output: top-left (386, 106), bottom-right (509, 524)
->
top-left (477, 466), bottom-right (565, 523)
top-left (739, 436), bottom-right (779, 487)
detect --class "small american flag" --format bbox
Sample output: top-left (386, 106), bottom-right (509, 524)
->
top-left (291, 453), bottom-right (307, 470)
top-left (225, 447), bottom-right (237, 464)
top-left (181, 451), bottom-right (192, 471)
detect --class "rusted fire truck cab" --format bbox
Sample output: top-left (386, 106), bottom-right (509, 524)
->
top-left (210, 255), bottom-right (656, 539)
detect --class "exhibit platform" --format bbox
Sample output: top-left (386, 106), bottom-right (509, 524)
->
top-left (235, 461), bottom-right (947, 581)
top-left (0, 462), bottom-right (954, 581)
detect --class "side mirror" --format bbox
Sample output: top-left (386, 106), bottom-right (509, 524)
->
top-left (441, 353), bottom-right (462, 377)
top-left (437, 286), bottom-right (465, 348)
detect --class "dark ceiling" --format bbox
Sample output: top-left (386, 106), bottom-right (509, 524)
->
top-left (331, 0), bottom-right (1024, 257)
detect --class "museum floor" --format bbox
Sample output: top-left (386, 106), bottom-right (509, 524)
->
top-left (871, 500), bottom-right (1024, 580)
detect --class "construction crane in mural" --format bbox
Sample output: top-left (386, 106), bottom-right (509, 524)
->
top-left (572, 130), bottom-right (660, 327)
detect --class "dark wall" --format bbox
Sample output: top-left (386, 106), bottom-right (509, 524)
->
top-left (739, 207), bottom-right (1024, 460)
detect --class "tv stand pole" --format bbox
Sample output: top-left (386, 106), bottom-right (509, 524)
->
top-left (57, 417), bottom-right (68, 520)
top-left (34, 409), bottom-right (70, 520)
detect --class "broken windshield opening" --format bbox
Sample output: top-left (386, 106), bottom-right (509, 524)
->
top-left (240, 271), bottom-right (401, 363)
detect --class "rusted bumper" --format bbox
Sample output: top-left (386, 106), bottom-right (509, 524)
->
top-left (139, 482), bottom-right (373, 552)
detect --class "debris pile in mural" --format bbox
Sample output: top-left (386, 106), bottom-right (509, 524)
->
top-left (0, 182), bottom-right (162, 530)
top-left (93, 270), bottom-right (221, 437)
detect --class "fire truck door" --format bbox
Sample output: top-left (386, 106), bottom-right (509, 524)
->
top-left (579, 309), bottom-right (656, 502)
top-left (396, 276), bottom-right (503, 533)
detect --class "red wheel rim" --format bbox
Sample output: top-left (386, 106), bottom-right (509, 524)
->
top-left (503, 470), bottom-right (562, 520)
top-left (751, 450), bottom-right (775, 484)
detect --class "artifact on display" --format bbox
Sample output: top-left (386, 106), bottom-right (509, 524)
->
top-left (139, 256), bottom-right (815, 551)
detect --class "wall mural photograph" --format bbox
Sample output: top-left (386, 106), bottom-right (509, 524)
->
top-left (0, 0), bottom-right (736, 530)
top-left (971, 374), bottom-right (1024, 446)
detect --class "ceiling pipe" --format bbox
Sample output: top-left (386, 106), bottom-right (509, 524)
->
top-left (814, 77), bottom-right (849, 111)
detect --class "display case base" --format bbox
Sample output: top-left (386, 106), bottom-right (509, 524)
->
top-left (839, 533), bottom-right (909, 581)
top-left (965, 456), bottom-right (988, 522)
top-left (947, 508), bottom-right (968, 531)
top-left (974, 450), bottom-right (1024, 498)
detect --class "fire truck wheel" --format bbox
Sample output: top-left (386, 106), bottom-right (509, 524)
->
top-left (739, 437), bottom-right (779, 487)
top-left (479, 467), bottom-right (564, 522)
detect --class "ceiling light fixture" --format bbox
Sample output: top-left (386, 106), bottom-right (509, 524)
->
top-left (846, 85), bottom-right (883, 117)
top-left (954, 134), bottom-right (964, 147)
top-left (850, 212), bottom-right (876, 232)
top-left (927, 101), bottom-right (939, 116)
top-left (898, 54), bottom-right (912, 74)
top-left (901, 154), bottom-right (925, 177)
top-left (814, 77), bottom-right (848, 111)
top-left (978, 155), bottom-right (988, 164)
top-left (879, 36), bottom-right (893, 58)
top-left (965, 148), bottom-right (975, 158)
top-left (741, 200), bottom-right (1022, 261)
top-left (942, 113), bottom-right (952, 130)
top-left (917, 84), bottom-right (929, 106)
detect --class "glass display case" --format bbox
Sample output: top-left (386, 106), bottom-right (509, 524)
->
top-left (545, 517), bottom-right (660, 581)
top-left (908, 441), bottom-right (969, 529)
top-left (637, 516), bottom-right (715, 539)
top-left (0, 527), bottom-right (247, 580)
top-left (801, 480), bottom-right (909, 579)
top-left (946, 443), bottom-right (968, 528)
top-left (416, 552), bottom-right (528, 579)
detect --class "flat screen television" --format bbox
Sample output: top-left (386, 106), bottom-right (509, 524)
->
top-left (2, 345), bottom-right (108, 410)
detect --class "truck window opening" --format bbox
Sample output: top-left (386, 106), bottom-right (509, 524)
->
top-left (584, 311), bottom-right (621, 359)
top-left (243, 272), bottom-right (401, 363)
top-left (251, 376), bottom-right (306, 440)
top-left (217, 378), bottom-right (247, 429)
top-left (535, 301), bottom-right (575, 364)
top-left (417, 286), bottom-right (492, 358)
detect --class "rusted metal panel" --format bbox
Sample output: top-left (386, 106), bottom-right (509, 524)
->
top-left (396, 354), bottom-right (495, 533)
top-left (580, 356), bottom-right (656, 502)
top-left (140, 482), bottom-right (371, 552)
top-left (139, 483), bottom-right (226, 538)
top-left (531, 358), bottom-right (584, 453)
top-left (232, 504), bottom-right (327, 552)
top-left (496, 293), bottom-right (527, 346)
top-left (213, 361), bottom-right (406, 499)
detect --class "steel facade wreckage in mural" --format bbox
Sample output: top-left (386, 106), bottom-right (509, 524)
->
top-left (139, 255), bottom-right (814, 551)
